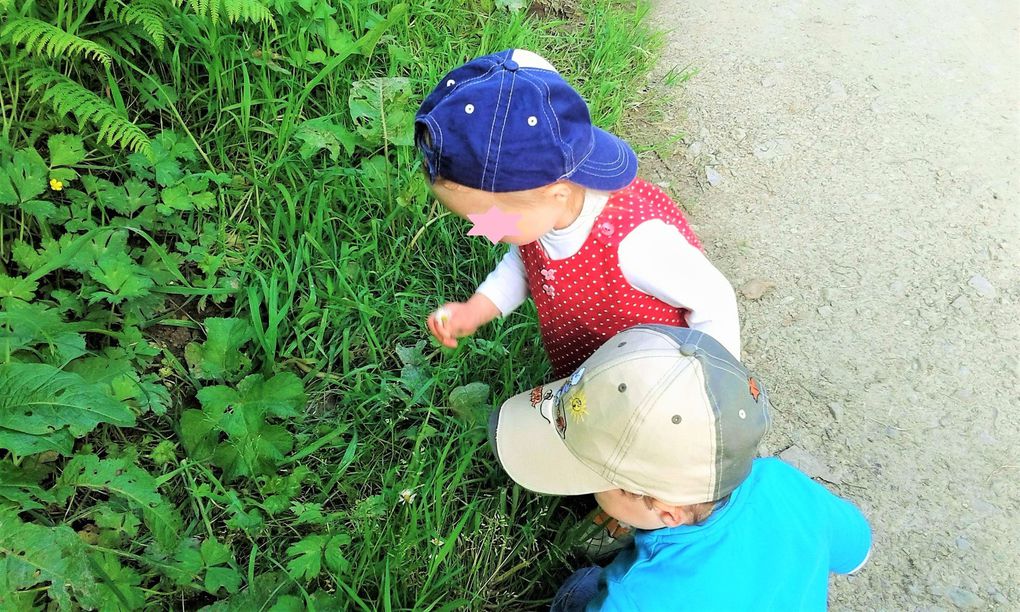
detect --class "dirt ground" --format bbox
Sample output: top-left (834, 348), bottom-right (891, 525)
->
top-left (638, 0), bottom-right (1020, 608)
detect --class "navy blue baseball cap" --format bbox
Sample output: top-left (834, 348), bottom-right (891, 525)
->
top-left (415, 49), bottom-right (638, 193)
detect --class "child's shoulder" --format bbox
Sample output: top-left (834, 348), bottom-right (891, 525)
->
top-left (746, 457), bottom-right (844, 508)
top-left (608, 178), bottom-right (673, 203)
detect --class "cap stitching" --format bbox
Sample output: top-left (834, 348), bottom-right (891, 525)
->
top-left (697, 353), bottom-right (722, 501)
top-left (481, 70), bottom-right (507, 190)
top-left (603, 358), bottom-right (692, 481)
top-left (490, 71), bottom-right (516, 191)
top-left (578, 135), bottom-right (627, 169)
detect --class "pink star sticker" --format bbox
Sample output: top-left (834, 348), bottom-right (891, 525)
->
top-left (466, 206), bottom-right (521, 244)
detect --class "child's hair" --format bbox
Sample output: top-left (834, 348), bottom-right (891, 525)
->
top-left (625, 491), bottom-right (720, 525)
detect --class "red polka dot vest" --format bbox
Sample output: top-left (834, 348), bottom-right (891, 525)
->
top-left (520, 179), bottom-right (703, 377)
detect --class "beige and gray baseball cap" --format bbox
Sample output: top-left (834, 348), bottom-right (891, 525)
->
top-left (493, 325), bottom-right (771, 505)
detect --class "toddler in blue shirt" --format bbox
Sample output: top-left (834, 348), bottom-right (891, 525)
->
top-left (489, 325), bottom-right (871, 611)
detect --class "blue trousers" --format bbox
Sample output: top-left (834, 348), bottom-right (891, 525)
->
top-left (550, 566), bottom-right (603, 612)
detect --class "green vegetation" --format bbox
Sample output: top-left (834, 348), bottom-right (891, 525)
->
top-left (0, 0), bottom-right (662, 608)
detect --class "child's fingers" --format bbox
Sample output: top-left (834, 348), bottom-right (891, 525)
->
top-left (434, 307), bottom-right (452, 329)
top-left (428, 308), bottom-right (457, 347)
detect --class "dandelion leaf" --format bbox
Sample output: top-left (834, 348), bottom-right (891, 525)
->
top-left (0, 363), bottom-right (135, 457)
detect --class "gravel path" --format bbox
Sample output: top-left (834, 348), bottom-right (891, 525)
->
top-left (641, 0), bottom-right (1020, 608)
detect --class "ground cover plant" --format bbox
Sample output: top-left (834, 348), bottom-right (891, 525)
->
top-left (0, 0), bottom-right (662, 608)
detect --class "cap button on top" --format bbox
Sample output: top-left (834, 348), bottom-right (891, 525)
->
top-left (504, 59), bottom-right (519, 71)
top-left (678, 343), bottom-right (698, 356)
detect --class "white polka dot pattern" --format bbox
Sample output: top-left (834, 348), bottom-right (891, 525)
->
top-left (520, 179), bottom-right (704, 376)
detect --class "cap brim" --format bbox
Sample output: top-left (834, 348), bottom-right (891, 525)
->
top-left (568, 127), bottom-right (639, 191)
top-left (494, 379), bottom-right (618, 496)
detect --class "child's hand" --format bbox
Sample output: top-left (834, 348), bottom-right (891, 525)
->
top-left (427, 294), bottom-right (500, 348)
top-left (428, 302), bottom-right (479, 348)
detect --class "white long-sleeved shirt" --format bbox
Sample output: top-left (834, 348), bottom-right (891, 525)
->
top-left (476, 189), bottom-right (741, 357)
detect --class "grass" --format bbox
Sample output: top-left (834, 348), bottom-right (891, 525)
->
top-left (0, 0), bottom-right (669, 608)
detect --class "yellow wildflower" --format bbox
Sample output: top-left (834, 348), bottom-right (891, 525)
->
top-left (49, 178), bottom-right (63, 191)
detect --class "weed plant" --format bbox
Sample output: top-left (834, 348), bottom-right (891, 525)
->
top-left (0, 0), bottom-right (662, 608)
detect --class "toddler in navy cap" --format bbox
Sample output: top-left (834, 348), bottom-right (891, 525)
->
top-left (417, 49), bottom-right (740, 377)
top-left (417, 49), bottom-right (742, 552)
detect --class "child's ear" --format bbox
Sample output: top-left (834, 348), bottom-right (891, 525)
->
top-left (656, 505), bottom-right (688, 528)
top-left (545, 181), bottom-right (574, 203)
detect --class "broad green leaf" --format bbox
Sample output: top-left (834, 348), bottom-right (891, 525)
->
top-left (322, 534), bottom-right (351, 573)
top-left (189, 373), bottom-right (304, 481)
top-left (0, 148), bottom-right (48, 205)
top-left (122, 179), bottom-right (157, 214)
top-left (359, 155), bottom-right (389, 191)
top-left (0, 363), bottom-right (135, 456)
top-left (395, 340), bottom-right (426, 366)
top-left (348, 77), bottom-right (414, 147)
top-left (234, 372), bottom-right (306, 418)
top-left (293, 117), bottom-right (359, 161)
top-left (88, 250), bottom-right (154, 305)
top-left (449, 381), bottom-right (491, 423)
top-left (200, 538), bottom-right (233, 566)
top-left (56, 454), bottom-right (182, 550)
top-left (88, 552), bottom-right (146, 611)
top-left (352, 494), bottom-right (386, 521)
top-left (185, 317), bottom-right (252, 380)
top-left (128, 131), bottom-right (196, 187)
top-left (164, 540), bottom-right (203, 586)
top-left (213, 420), bottom-right (293, 482)
top-left (304, 48), bottom-right (327, 64)
top-left (496, 0), bottom-right (527, 10)
top-left (0, 299), bottom-right (85, 363)
top-left (0, 274), bottom-right (37, 300)
top-left (291, 501), bottom-right (325, 525)
top-left (320, 17), bottom-right (355, 53)
top-left (82, 176), bottom-right (154, 216)
top-left (48, 134), bottom-right (86, 167)
top-left (205, 566), bottom-right (242, 595)
top-left (20, 198), bottom-right (57, 221)
top-left (68, 353), bottom-right (166, 414)
top-left (195, 571), bottom-right (291, 611)
top-left (158, 184), bottom-right (215, 215)
top-left (50, 166), bottom-right (79, 182)
top-left (180, 408), bottom-right (220, 461)
top-left (0, 460), bottom-right (55, 510)
top-left (0, 507), bottom-right (96, 609)
top-left (284, 534), bottom-right (329, 581)
top-left (94, 505), bottom-right (140, 547)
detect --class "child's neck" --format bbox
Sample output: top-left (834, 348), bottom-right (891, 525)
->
top-left (552, 184), bottom-right (586, 230)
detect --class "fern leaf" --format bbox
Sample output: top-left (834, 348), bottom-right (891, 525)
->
top-left (1, 17), bottom-right (112, 66)
top-left (173, 0), bottom-right (274, 27)
top-left (25, 69), bottom-right (151, 154)
top-left (112, 0), bottom-right (168, 49)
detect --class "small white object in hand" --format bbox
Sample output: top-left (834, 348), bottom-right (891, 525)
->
top-left (435, 307), bottom-right (451, 326)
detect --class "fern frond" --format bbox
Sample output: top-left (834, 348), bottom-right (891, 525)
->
top-left (25, 68), bottom-right (151, 154)
top-left (106, 0), bottom-right (167, 49)
top-left (98, 27), bottom-right (146, 56)
top-left (173, 0), bottom-right (274, 27)
top-left (1, 18), bottom-right (112, 66)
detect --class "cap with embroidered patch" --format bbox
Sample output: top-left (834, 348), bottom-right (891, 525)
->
top-left (415, 49), bottom-right (638, 193)
top-left (493, 325), bottom-right (771, 505)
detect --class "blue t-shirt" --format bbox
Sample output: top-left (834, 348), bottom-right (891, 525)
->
top-left (586, 458), bottom-right (872, 611)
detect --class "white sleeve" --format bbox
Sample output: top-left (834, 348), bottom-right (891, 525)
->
top-left (475, 246), bottom-right (530, 316)
top-left (618, 220), bottom-right (742, 358)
